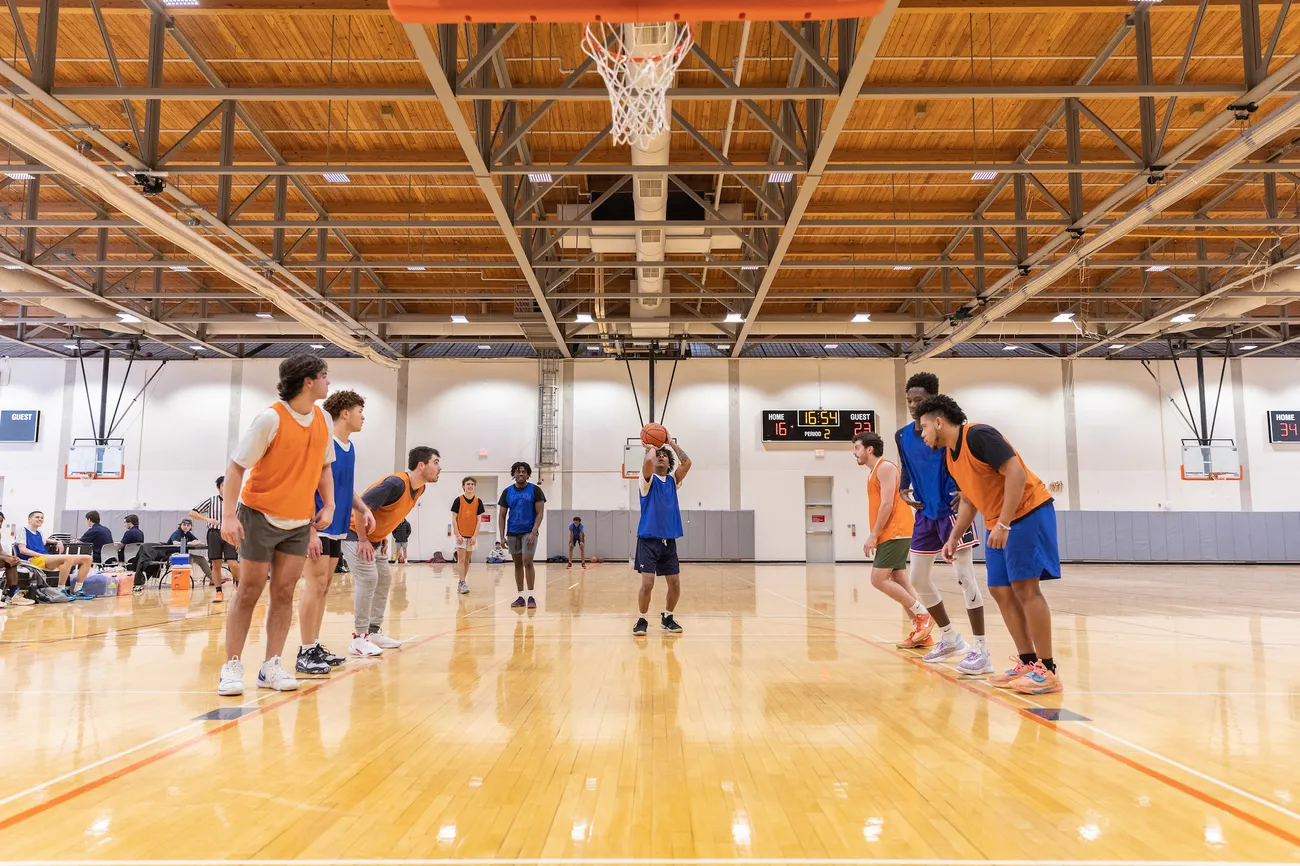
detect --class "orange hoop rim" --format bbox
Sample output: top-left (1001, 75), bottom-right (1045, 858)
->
top-left (582, 21), bottom-right (694, 64)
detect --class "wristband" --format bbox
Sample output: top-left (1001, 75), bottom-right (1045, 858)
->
top-left (995, 522), bottom-right (1012, 531)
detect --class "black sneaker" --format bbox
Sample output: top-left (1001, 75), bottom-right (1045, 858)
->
top-left (660, 613), bottom-right (683, 633)
top-left (296, 646), bottom-right (330, 675)
top-left (316, 643), bottom-right (346, 667)
top-left (633, 617), bottom-right (648, 636)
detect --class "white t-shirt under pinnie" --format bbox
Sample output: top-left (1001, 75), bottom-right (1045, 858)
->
top-left (231, 401), bottom-right (335, 529)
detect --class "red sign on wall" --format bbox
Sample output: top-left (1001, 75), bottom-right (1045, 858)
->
top-left (811, 514), bottom-right (826, 524)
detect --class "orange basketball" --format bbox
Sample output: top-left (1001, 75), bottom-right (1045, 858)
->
top-left (641, 423), bottom-right (670, 448)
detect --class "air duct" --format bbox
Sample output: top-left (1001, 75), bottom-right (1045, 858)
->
top-left (1135, 265), bottom-right (1300, 337)
top-left (0, 268), bottom-right (134, 333)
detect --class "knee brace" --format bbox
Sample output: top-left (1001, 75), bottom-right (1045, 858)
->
top-left (952, 546), bottom-right (983, 609)
top-left (909, 556), bottom-right (943, 608)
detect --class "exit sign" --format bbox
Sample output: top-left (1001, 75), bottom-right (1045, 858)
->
top-left (0, 410), bottom-right (39, 442)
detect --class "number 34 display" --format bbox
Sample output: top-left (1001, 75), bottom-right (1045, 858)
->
top-left (762, 410), bottom-right (876, 442)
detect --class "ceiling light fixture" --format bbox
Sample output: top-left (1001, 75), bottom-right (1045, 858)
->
top-left (724, 312), bottom-right (743, 323)
top-left (1109, 343), bottom-right (1124, 349)
top-left (824, 344), bottom-right (839, 349)
top-left (1052, 312), bottom-right (1075, 322)
top-left (718, 344), bottom-right (730, 350)
top-left (852, 313), bottom-right (871, 322)
top-left (190, 345), bottom-right (205, 351)
top-left (971, 170), bottom-right (997, 181)
top-left (575, 312), bottom-right (594, 323)
top-left (528, 173), bottom-right (553, 183)
top-left (64, 344), bottom-right (79, 350)
top-left (892, 265), bottom-right (913, 271)
top-left (5, 172), bottom-right (34, 180)
top-left (169, 265), bottom-right (191, 272)
top-left (1146, 265), bottom-right (1169, 272)
top-left (741, 265), bottom-right (760, 271)
top-left (450, 314), bottom-right (468, 324)
top-left (116, 312), bottom-right (141, 323)
top-left (406, 266), bottom-right (426, 271)
top-left (1171, 312), bottom-right (1196, 323)
top-left (256, 312), bottom-right (273, 319)
top-left (1239, 344), bottom-right (1258, 350)
top-left (162, 0), bottom-right (199, 6)
top-left (310, 344), bottom-right (326, 349)
top-left (477, 344), bottom-right (491, 350)
top-left (322, 172), bottom-right (350, 184)
top-left (768, 171), bottom-right (794, 183)
top-left (3, 264), bottom-right (22, 270)
top-left (1004, 345), bottom-right (1019, 351)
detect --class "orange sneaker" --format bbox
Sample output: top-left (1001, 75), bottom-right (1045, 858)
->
top-left (988, 657), bottom-right (1036, 688)
top-left (1009, 662), bottom-right (1064, 695)
top-left (897, 634), bottom-right (935, 649)
top-left (897, 614), bottom-right (935, 648)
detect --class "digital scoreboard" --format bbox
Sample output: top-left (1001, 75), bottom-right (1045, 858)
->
top-left (1268, 410), bottom-right (1300, 443)
top-left (762, 409), bottom-right (876, 442)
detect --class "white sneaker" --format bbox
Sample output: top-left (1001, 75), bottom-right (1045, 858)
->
top-left (256, 656), bottom-right (299, 691)
top-left (218, 658), bottom-right (244, 696)
top-left (9, 593), bottom-right (35, 606)
top-left (349, 633), bottom-right (384, 656)
top-left (369, 630), bottom-right (403, 650)
top-left (457, 580), bottom-right (469, 595)
top-left (922, 635), bottom-right (969, 663)
top-left (956, 647), bottom-right (996, 676)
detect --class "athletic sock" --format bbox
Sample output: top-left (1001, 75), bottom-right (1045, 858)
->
top-left (1018, 652), bottom-right (1038, 666)
top-left (939, 623), bottom-right (957, 640)
top-left (1041, 657), bottom-right (1057, 673)
top-left (972, 636), bottom-right (987, 653)
top-left (908, 601), bottom-right (927, 617)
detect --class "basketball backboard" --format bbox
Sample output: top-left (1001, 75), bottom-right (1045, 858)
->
top-left (1180, 439), bottom-right (1241, 481)
top-left (65, 438), bottom-right (126, 481)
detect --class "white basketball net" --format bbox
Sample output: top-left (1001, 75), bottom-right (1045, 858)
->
top-left (582, 21), bottom-right (693, 148)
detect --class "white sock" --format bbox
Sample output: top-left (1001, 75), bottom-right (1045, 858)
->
top-left (973, 636), bottom-right (987, 653)
top-left (662, 610), bottom-right (673, 618)
top-left (940, 623), bottom-right (958, 640)
top-left (909, 600), bottom-right (927, 617)
top-left (300, 644), bottom-right (313, 653)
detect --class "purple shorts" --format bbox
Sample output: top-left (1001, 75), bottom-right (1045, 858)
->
top-left (910, 514), bottom-right (978, 556)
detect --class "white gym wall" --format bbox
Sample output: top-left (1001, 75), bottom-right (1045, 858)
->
top-left (1, 356), bottom-right (1295, 561)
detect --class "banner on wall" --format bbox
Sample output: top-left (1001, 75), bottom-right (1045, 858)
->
top-left (0, 410), bottom-right (40, 442)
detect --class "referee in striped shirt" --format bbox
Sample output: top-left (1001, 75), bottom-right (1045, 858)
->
top-left (190, 476), bottom-right (241, 603)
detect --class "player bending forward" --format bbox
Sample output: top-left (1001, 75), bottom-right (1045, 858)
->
top-left (633, 440), bottom-right (691, 636)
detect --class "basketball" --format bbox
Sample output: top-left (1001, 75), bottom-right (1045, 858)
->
top-left (641, 423), bottom-right (670, 448)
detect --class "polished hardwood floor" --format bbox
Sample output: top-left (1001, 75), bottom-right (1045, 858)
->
top-left (1, 560), bottom-right (1298, 864)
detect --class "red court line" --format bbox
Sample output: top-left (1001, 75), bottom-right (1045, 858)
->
top-left (821, 625), bottom-right (1300, 849)
top-left (0, 630), bottom-right (446, 834)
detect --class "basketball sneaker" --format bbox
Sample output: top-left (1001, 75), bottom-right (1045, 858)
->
top-left (257, 657), bottom-right (299, 691)
top-left (897, 614), bottom-right (935, 648)
top-left (922, 635), bottom-right (968, 662)
top-left (7, 591), bottom-right (34, 607)
top-left (317, 643), bottom-right (346, 666)
top-left (988, 657), bottom-right (1037, 688)
top-left (296, 645), bottom-right (330, 675)
top-left (212, 587), bottom-right (223, 604)
top-left (511, 596), bottom-right (526, 608)
top-left (660, 612), bottom-right (683, 633)
top-left (1009, 663), bottom-right (1064, 695)
top-left (526, 596), bottom-right (537, 609)
top-left (633, 617), bottom-right (648, 636)
top-left (369, 630), bottom-right (403, 650)
top-left (218, 657), bottom-right (244, 696)
top-left (457, 580), bottom-right (469, 594)
top-left (349, 633), bottom-right (384, 657)
top-left (956, 648), bottom-right (995, 675)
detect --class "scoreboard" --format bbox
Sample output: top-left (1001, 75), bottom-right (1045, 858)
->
top-left (1268, 410), bottom-right (1300, 443)
top-left (762, 409), bottom-right (876, 442)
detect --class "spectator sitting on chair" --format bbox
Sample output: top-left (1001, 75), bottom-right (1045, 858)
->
top-left (0, 511), bottom-right (34, 606)
top-left (17, 510), bottom-right (93, 590)
top-left (122, 514), bottom-right (145, 546)
top-left (168, 519), bottom-right (199, 546)
top-left (80, 510), bottom-right (114, 563)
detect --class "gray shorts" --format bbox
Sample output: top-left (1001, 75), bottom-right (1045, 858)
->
top-left (506, 533), bottom-right (537, 557)
top-left (237, 503), bottom-right (310, 562)
top-left (393, 540), bottom-right (408, 550)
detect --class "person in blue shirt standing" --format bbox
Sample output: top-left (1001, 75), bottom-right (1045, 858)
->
top-left (498, 462), bottom-right (546, 610)
top-left (895, 372), bottom-right (990, 675)
top-left (567, 516), bottom-right (586, 570)
top-left (633, 439), bottom-right (691, 636)
top-left (298, 390), bottom-right (375, 675)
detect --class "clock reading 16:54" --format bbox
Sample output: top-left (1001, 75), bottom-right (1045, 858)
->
top-left (762, 409), bottom-right (877, 442)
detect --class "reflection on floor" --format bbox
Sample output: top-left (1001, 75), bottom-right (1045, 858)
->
top-left (1, 561), bottom-right (1298, 863)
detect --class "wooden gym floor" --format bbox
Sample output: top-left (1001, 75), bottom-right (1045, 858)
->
top-left (1, 561), bottom-right (1298, 865)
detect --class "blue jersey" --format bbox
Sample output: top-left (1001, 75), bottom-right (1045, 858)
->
top-left (570, 522), bottom-right (584, 541)
top-left (895, 421), bottom-right (959, 521)
top-left (19, 527), bottom-right (47, 560)
top-left (638, 473), bottom-right (683, 540)
top-left (500, 482), bottom-right (545, 535)
top-left (315, 438), bottom-right (356, 537)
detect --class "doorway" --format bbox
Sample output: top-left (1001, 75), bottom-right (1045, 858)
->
top-left (804, 476), bottom-right (834, 563)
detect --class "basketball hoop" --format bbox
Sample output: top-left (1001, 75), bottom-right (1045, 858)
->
top-left (582, 21), bottom-right (693, 148)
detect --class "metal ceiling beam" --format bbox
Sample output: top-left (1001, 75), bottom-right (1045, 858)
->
top-left (402, 22), bottom-right (568, 355)
top-left (732, 2), bottom-right (900, 356)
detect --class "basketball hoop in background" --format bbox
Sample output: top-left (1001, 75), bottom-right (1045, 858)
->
top-left (582, 21), bottom-right (693, 148)
top-left (1179, 439), bottom-right (1242, 482)
top-left (64, 438), bottom-right (126, 481)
